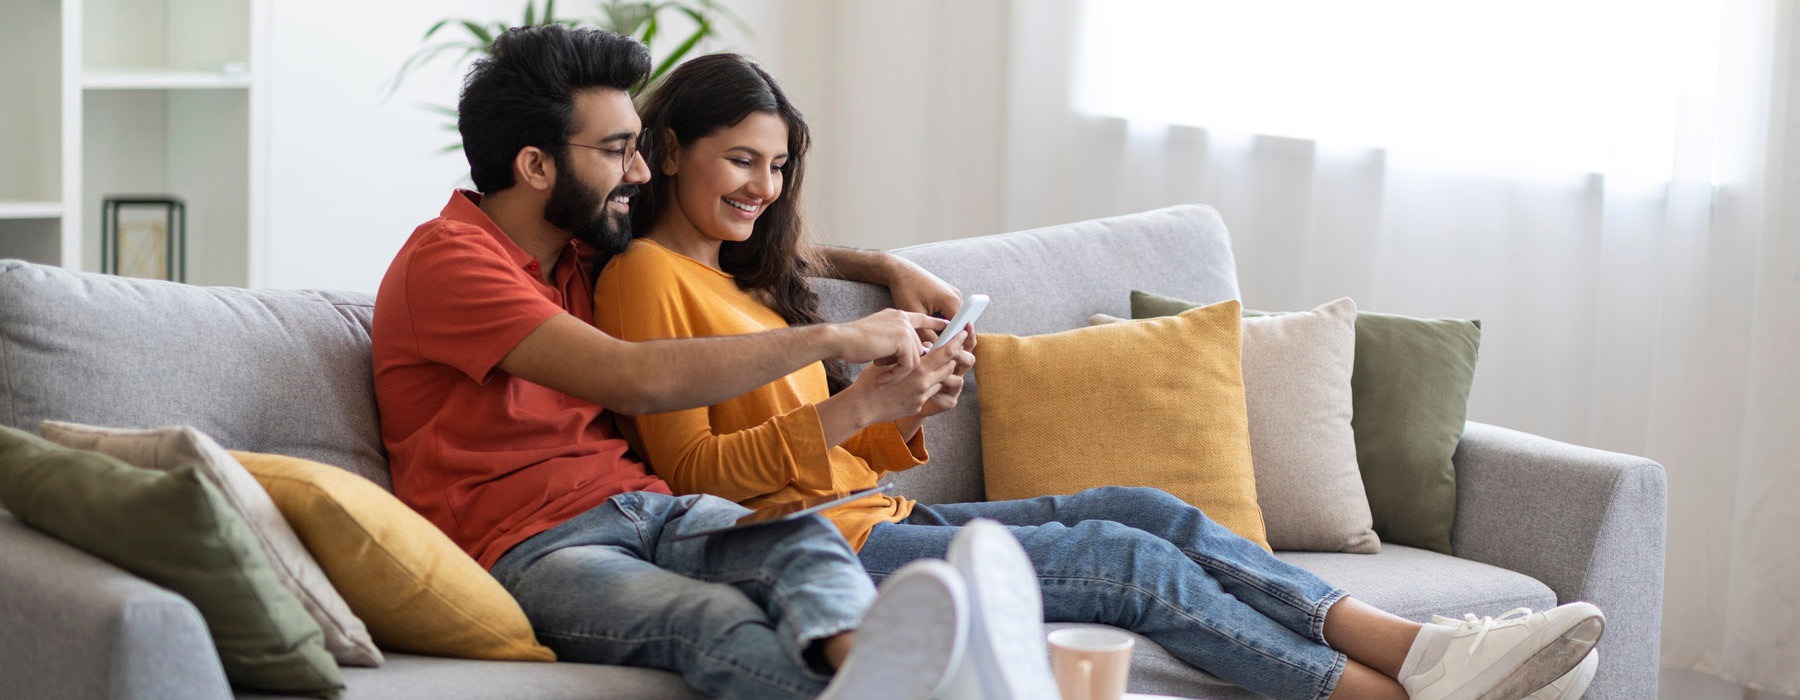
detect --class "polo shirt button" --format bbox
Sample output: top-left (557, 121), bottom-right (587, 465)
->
top-left (526, 261), bottom-right (541, 273)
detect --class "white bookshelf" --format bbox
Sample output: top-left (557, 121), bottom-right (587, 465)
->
top-left (0, 0), bottom-right (266, 287)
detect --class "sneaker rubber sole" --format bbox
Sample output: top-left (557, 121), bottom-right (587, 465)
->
top-left (1448, 604), bottom-right (1605, 700)
top-left (945, 519), bottom-right (1061, 700)
top-left (817, 560), bottom-right (969, 700)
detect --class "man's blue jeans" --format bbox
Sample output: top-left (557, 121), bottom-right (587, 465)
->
top-left (857, 486), bottom-right (1349, 700)
top-left (490, 492), bottom-right (875, 700)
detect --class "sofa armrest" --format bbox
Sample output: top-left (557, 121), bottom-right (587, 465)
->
top-left (0, 509), bottom-right (233, 700)
top-left (1450, 421), bottom-right (1666, 700)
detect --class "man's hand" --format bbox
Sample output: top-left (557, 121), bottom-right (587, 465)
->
top-left (828, 309), bottom-right (944, 376)
top-left (885, 257), bottom-right (962, 319)
top-left (809, 246), bottom-right (962, 319)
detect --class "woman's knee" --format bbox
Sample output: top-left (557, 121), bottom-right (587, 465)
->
top-left (1082, 485), bottom-right (1195, 516)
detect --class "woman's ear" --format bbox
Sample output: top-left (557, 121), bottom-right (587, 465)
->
top-left (658, 129), bottom-right (682, 176)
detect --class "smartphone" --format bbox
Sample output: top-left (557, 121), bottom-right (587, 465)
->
top-left (926, 294), bottom-right (990, 355)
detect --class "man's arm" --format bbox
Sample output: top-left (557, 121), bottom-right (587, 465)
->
top-left (497, 311), bottom-right (942, 416)
top-left (811, 245), bottom-right (964, 318)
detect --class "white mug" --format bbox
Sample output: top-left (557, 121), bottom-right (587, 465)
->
top-left (1048, 627), bottom-right (1135, 700)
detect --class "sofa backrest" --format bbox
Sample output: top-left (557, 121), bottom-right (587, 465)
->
top-left (0, 204), bottom-right (1238, 503)
top-left (0, 260), bottom-right (392, 488)
top-left (813, 204), bottom-right (1240, 505)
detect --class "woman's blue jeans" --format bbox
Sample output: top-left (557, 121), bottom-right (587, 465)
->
top-left (857, 486), bottom-right (1348, 700)
top-left (490, 492), bottom-right (876, 700)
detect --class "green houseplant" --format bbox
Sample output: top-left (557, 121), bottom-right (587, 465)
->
top-left (389, 0), bottom-right (750, 153)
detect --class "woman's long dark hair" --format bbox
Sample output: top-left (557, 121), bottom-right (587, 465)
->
top-left (633, 53), bottom-right (850, 391)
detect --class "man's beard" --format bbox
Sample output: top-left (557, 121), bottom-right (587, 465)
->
top-left (543, 167), bottom-right (635, 256)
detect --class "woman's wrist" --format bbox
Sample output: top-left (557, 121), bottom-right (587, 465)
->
top-left (894, 416), bottom-right (923, 442)
top-left (815, 391), bottom-right (874, 445)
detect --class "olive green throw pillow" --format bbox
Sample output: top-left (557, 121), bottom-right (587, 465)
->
top-left (1131, 290), bottom-right (1481, 554)
top-left (0, 426), bottom-right (345, 698)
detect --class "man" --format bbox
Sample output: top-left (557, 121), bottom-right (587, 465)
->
top-left (372, 25), bottom-right (993, 700)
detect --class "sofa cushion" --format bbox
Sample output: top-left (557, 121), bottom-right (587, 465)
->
top-left (1093, 300), bottom-right (1377, 553)
top-left (975, 301), bottom-right (1269, 548)
top-left (0, 260), bottom-right (390, 489)
top-left (234, 653), bottom-right (704, 700)
top-left (38, 421), bottom-right (382, 667)
top-left (0, 426), bottom-right (344, 697)
top-left (230, 451), bottom-right (555, 663)
top-left (1133, 291), bottom-right (1481, 554)
top-left (813, 205), bottom-right (1244, 509)
top-left (1092, 546), bottom-right (1557, 700)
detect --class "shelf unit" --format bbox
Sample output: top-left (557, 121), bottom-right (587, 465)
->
top-left (0, 0), bottom-right (265, 287)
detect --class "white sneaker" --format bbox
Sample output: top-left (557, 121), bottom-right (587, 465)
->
top-left (944, 519), bottom-right (1060, 700)
top-left (817, 560), bottom-right (969, 700)
top-left (1401, 602), bottom-right (1605, 700)
top-left (1524, 650), bottom-right (1598, 700)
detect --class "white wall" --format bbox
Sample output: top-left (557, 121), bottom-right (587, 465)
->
top-left (264, 0), bottom-right (515, 291)
top-left (261, 0), bottom-right (1011, 292)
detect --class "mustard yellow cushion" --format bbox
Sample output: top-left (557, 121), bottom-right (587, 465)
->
top-left (973, 300), bottom-right (1269, 549)
top-left (229, 451), bottom-right (555, 662)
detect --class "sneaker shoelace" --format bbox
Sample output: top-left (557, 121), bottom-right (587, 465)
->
top-left (1452, 607), bottom-right (1536, 656)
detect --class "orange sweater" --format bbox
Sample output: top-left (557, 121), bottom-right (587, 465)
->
top-left (594, 240), bottom-right (928, 549)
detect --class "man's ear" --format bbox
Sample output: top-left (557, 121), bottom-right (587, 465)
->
top-left (514, 146), bottom-right (557, 192)
top-left (658, 129), bottom-right (682, 177)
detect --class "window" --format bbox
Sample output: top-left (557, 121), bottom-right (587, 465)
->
top-left (1075, 0), bottom-right (1720, 179)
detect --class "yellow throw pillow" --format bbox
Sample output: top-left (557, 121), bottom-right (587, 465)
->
top-left (229, 451), bottom-right (556, 662)
top-left (974, 300), bottom-right (1269, 549)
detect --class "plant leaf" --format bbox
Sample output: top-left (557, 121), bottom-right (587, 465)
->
top-left (641, 14), bottom-right (659, 45)
top-left (524, 0), bottom-right (536, 27)
top-left (649, 26), bottom-right (706, 84)
top-left (461, 20), bottom-right (494, 46)
top-left (696, 0), bottom-right (752, 37)
top-left (422, 18), bottom-right (455, 40)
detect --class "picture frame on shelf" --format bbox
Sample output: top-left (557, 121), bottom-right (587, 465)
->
top-left (101, 196), bottom-right (186, 282)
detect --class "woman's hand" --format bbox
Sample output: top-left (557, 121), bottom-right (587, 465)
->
top-left (895, 330), bottom-right (977, 439)
top-left (816, 347), bottom-right (959, 445)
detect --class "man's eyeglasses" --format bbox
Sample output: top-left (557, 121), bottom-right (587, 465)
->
top-left (566, 138), bottom-right (640, 175)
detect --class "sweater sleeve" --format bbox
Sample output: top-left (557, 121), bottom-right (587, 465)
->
top-left (594, 246), bottom-right (835, 501)
top-left (842, 421), bottom-right (930, 475)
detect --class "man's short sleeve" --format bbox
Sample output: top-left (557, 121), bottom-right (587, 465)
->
top-left (400, 226), bottom-right (567, 382)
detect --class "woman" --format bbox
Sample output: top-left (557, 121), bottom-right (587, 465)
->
top-left (595, 52), bottom-right (1601, 700)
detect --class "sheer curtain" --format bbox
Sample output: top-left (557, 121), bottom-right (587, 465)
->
top-left (1003, 0), bottom-right (1799, 696)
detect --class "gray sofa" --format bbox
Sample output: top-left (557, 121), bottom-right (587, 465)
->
top-left (0, 204), bottom-right (1664, 700)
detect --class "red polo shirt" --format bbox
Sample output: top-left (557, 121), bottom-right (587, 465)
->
top-left (373, 190), bottom-right (669, 569)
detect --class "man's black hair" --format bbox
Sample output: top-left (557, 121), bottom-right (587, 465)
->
top-left (458, 25), bottom-right (651, 194)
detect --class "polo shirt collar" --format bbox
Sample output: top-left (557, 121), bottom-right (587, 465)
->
top-left (442, 189), bottom-right (595, 279)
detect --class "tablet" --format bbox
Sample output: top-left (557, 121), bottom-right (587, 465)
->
top-left (926, 294), bottom-right (989, 355)
top-left (669, 483), bottom-right (894, 542)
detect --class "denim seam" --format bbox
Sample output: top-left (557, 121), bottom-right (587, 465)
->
top-left (1312, 650), bottom-right (1348, 700)
top-left (1310, 588), bottom-right (1350, 644)
top-left (535, 628), bottom-right (816, 697)
top-left (1044, 574), bottom-right (1332, 684)
top-left (752, 570), bottom-right (861, 671)
top-left (1180, 546), bottom-right (1317, 617)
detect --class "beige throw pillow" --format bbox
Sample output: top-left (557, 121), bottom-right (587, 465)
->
top-left (39, 421), bottom-right (384, 667)
top-left (1091, 298), bottom-right (1378, 552)
top-left (1239, 298), bottom-right (1377, 552)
